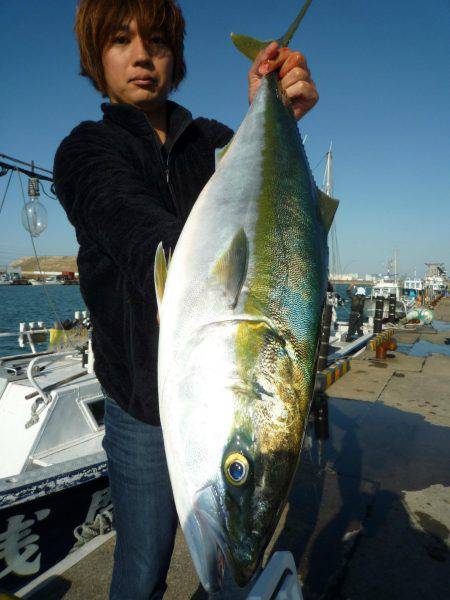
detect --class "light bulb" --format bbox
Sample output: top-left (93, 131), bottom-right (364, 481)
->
top-left (21, 199), bottom-right (48, 237)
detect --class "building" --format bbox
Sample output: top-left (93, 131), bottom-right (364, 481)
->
top-left (329, 273), bottom-right (359, 281)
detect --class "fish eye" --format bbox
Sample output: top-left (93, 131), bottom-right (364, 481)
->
top-left (224, 452), bottom-right (249, 486)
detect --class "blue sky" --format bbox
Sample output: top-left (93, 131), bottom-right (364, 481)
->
top-left (1, 0), bottom-right (449, 276)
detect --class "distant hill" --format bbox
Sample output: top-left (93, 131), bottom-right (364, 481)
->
top-left (11, 255), bottom-right (78, 273)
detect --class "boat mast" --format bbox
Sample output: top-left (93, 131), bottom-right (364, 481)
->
top-left (393, 248), bottom-right (401, 286)
top-left (323, 141), bottom-right (333, 197)
top-left (323, 142), bottom-right (341, 278)
top-left (394, 249), bottom-right (397, 284)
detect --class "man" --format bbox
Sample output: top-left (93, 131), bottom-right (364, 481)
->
top-left (54, 1), bottom-right (318, 598)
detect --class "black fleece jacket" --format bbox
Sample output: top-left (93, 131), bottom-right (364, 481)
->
top-left (53, 101), bottom-right (233, 425)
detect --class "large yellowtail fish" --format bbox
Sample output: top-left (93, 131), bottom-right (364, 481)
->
top-left (155, 0), bottom-right (338, 591)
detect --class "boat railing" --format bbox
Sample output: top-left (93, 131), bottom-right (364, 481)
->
top-left (27, 350), bottom-right (82, 400)
top-left (0, 326), bottom-right (49, 354)
top-left (24, 350), bottom-right (86, 428)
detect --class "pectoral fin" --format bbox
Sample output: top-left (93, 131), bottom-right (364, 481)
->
top-left (154, 242), bottom-right (170, 312)
top-left (317, 189), bottom-right (339, 232)
top-left (211, 228), bottom-right (249, 309)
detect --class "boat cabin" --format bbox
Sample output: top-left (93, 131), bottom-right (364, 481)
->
top-left (403, 278), bottom-right (424, 298)
top-left (0, 351), bottom-right (104, 480)
top-left (371, 279), bottom-right (402, 301)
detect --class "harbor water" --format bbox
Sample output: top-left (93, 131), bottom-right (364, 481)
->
top-left (0, 284), bottom-right (354, 357)
top-left (0, 285), bottom-right (85, 355)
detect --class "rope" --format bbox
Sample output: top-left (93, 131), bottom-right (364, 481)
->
top-left (311, 152), bottom-right (327, 173)
top-left (71, 508), bottom-right (114, 550)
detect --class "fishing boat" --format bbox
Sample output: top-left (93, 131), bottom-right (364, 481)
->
top-left (327, 292), bottom-right (372, 360)
top-left (0, 154), bottom-right (112, 597)
top-left (29, 275), bottom-right (64, 285)
top-left (370, 277), bottom-right (402, 301)
top-left (403, 276), bottom-right (424, 299)
top-left (0, 315), bottom-right (111, 596)
top-left (364, 252), bottom-right (408, 320)
top-left (424, 262), bottom-right (447, 299)
top-left (0, 268), bottom-right (23, 285)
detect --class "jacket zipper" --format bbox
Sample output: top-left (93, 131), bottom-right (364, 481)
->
top-left (163, 121), bottom-right (191, 216)
top-left (164, 164), bottom-right (177, 214)
top-left (144, 114), bottom-right (191, 217)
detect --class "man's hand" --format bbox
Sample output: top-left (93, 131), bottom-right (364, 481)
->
top-left (248, 41), bottom-right (318, 121)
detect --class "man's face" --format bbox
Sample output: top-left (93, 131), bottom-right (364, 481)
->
top-left (102, 18), bottom-right (174, 111)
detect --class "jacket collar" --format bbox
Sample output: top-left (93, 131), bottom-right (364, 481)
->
top-left (101, 100), bottom-right (193, 150)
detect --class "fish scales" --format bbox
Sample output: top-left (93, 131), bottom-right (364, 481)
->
top-left (236, 72), bottom-right (325, 393)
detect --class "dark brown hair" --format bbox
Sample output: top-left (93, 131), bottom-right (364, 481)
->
top-left (75, 0), bottom-right (186, 97)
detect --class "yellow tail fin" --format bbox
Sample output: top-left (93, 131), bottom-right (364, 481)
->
top-left (231, 0), bottom-right (313, 60)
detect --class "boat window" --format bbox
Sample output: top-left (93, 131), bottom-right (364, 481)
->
top-left (85, 398), bottom-right (105, 428)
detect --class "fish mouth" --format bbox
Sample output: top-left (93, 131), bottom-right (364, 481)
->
top-left (192, 505), bottom-right (226, 592)
top-left (192, 485), bottom-right (259, 590)
top-left (189, 487), bottom-right (226, 593)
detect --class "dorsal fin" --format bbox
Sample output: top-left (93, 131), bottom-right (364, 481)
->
top-left (317, 189), bottom-right (339, 232)
top-left (211, 229), bottom-right (249, 309)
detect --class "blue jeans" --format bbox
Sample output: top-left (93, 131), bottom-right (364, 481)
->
top-left (103, 396), bottom-right (178, 600)
top-left (103, 395), bottom-right (253, 599)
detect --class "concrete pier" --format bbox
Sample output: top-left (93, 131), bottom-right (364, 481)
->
top-left (27, 299), bottom-right (450, 600)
